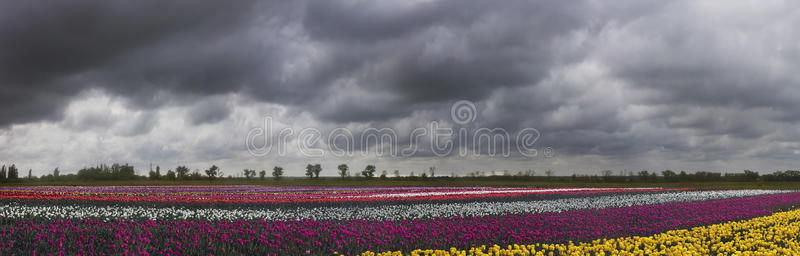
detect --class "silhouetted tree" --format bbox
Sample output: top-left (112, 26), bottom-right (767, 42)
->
top-left (149, 167), bottom-right (160, 180)
top-left (743, 170), bottom-right (760, 181)
top-left (272, 166), bottom-right (284, 180)
top-left (77, 164), bottom-right (134, 180)
top-left (338, 164), bottom-right (349, 179)
top-left (305, 164), bottom-right (315, 179)
top-left (694, 171), bottom-right (721, 181)
top-left (175, 166), bottom-right (190, 180)
top-left (312, 164), bottom-right (322, 178)
top-left (190, 169), bottom-right (203, 180)
top-left (165, 170), bottom-right (176, 180)
top-left (7, 164), bottom-right (19, 180)
top-left (638, 170), bottom-right (650, 181)
top-left (205, 165), bottom-right (219, 180)
top-left (259, 170), bottom-right (266, 180)
top-left (662, 170), bottom-right (677, 182)
top-left (362, 165), bottom-right (376, 178)
top-left (77, 163), bottom-right (136, 180)
top-left (243, 169), bottom-right (256, 179)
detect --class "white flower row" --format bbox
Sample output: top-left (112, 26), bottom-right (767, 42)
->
top-left (0, 190), bottom-right (789, 221)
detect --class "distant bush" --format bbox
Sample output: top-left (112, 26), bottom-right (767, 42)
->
top-left (77, 164), bottom-right (136, 180)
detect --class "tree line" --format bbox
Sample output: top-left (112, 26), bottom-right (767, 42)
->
top-left (5, 162), bottom-right (800, 183)
top-left (1, 162), bottom-right (389, 182)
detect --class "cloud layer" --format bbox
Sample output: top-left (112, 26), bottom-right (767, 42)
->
top-left (2, 0), bottom-right (800, 176)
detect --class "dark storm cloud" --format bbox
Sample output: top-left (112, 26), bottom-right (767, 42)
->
top-left (298, 0), bottom-right (594, 120)
top-left (0, 1), bottom-right (254, 83)
top-left (0, 0), bottom-right (604, 127)
top-left (0, 0), bottom-right (267, 126)
top-left (4, 0), bottom-right (800, 171)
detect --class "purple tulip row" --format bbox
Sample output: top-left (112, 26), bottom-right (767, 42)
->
top-left (2, 192), bottom-right (799, 255)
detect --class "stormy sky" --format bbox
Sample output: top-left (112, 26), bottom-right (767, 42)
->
top-left (2, 0), bottom-right (800, 176)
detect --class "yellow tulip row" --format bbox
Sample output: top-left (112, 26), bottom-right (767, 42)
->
top-left (359, 208), bottom-right (800, 256)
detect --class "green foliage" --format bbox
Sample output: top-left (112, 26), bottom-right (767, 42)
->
top-left (763, 170), bottom-right (800, 181)
top-left (305, 164), bottom-right (322, 179)
top-left (272, 166), bottom-right (283, 180)
top-left (190, 170), bottom-right (203, 180)
top-left (362, 165), bottom-right (376, 178)
top-left (165, 170), bottom-right (176, 180)
top-left (149, 166), bottom-right (161, 180)
top-left (243, 169), bottom-right (256, 179)
top-left (1, 160), bottom-right (797, 186)
top-left (7, 164), bottom-right (19, 180)
top-left (693, 171), bottom-right (721, 181)
top-left (662, 170), bottom-right (677, 182)
top-left (724, 170), bottom-right (760, 182)
top-left (175, 166), bottom-right (190, 180)
top-left (205, 165), bottom-right (219, 180)
top-left (337, 164), bottom-right (349, 178)
top-left (305, 164), bottom-right (314, 179)
top-left (744, 170), bottom-right (760, 181)
top-left (77, 163), bottom-right (135, 180)
top-left (313, 164), bottom-right (322, 178)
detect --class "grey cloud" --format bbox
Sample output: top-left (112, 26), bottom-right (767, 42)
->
top-left (187, 98), bottom-right (232, 125)
top-left (0, 0), bottom-right (261, 127)
top-left (0, 0), bottom-right (613, 126)
top-left (297, 0), bottom-right (595, 122)
top-left (114, 111), bottom-right (158, 137)
top-left (3, 0), bottom-right (800, 174)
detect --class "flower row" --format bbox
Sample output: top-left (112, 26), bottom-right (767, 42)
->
top-left (0, 186), bottom-right (677, 204)
top-left (2, 192), bottom-right (799, 255)
top-left (0, 190), bottom-right (784, 221)
top-left (361, 205), bottom-right (800, 255)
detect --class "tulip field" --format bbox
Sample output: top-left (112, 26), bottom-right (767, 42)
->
top-left (2, 186), bottom-right (800, 255)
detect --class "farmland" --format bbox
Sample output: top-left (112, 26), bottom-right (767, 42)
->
top-left (4, 0), bottom-right (800, 255)
top-left (2, 185), bottom-right (800, 255)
